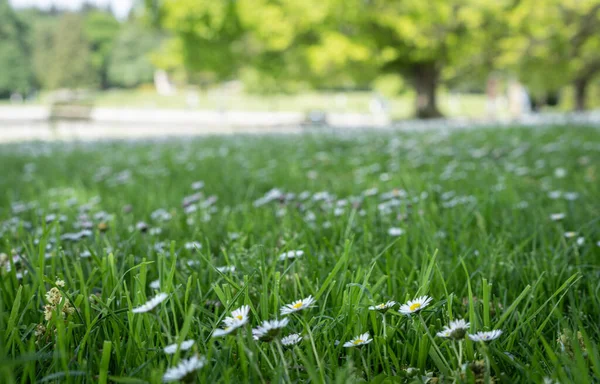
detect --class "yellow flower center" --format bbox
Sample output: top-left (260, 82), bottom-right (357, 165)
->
top-left (409, 303), bottom-right (421, 312)
top-left (236, 315), bottom-right (243, 320)
top-left (292, 302), bottom-right (303, 309)
top-left (353, 339), bottom-right (364, 345)
top-left (377, 304), bottom-right (385, 309)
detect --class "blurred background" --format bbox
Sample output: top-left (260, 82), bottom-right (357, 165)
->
top-left (1, 0), bottom-right (600, 138)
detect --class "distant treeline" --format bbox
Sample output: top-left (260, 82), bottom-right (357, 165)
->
top-left (0, 0), bottom-right (161, 99)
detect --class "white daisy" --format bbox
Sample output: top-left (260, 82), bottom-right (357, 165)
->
top-left (368, 301), bottom-right (396, 313)
top-left (387, 227), bottom-right (405, 237)
top-left (279, 250), bottom-right (304, 261)
top-left (281, 333), bottom-right (303, 346)
top-left (164, 340), bottom-right (195, 354)
top-left (212, 305), bottom-right (250, 338)
top-left (576, 237), bottom-right (585, 246)
top-left (564, 231), bottom-right (577, 238)
top-left (216, 266), bottom-right (236, 273)
top-left (550, 213), bottom-right (565, 221)
top-left (132, 293), bottom-right (168, 313)
top-left (468, 329), bottom-right (503, 342)
top-left (343, 332), bottom-right (373, 348)
top-left (149, 279), bottom-right (160, 290)
top-left (281, 295), bottom-right (316, 315)
top-left (437, 319), bottom-right (470, 340)
top-left (399, 296), bottom-right (433, 315)
top-left (554, 168), bottom-right (566, 178)
top-left (184, 241), bottom-right (202, 251)
top-left (162, 355), bottom-right (206, 383)
top-left (252, 318), bottom-right (289, 342)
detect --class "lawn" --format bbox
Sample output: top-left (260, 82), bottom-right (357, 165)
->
top-left (0, 126), bottom-right (599, 383)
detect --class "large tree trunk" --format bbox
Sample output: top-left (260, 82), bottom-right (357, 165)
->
top-left (412, 62), bottom-right (443, 119)
top-left (574, 78), bottom-right (588, 111)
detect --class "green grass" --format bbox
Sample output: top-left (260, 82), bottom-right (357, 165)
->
top-left (0, 126), bottom-right (599, 383)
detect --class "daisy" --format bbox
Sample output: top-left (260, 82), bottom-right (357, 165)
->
top-left (343, 332), bottom-right (373, 348)
top-left (437, 319), bottom-right (470, 340)
top-left (216, 266), bottom-right (236, 273)
top-left (149, 279), bottom-right (160, 290)
top-left (388, 227), bottom-right (405, 237)
top-left (162, 355), bottom-right (206, 383)
top-left (132, 293), bottom-right (168, 313)
top-left (399, 296), bottom-right (433, 315)
top-left (279, 250), bottom-right (304, 261)
top-left (212, 305), bottom-right (250, 338)
top-left (281, 295), bottom-right (316, 315)
top-left (368, 301), bottom-right (396, 313)
top-left (564, 231), bottom-right (577, 238)
top-left (281, 333), bottom-right (303, 346)
top-left (468, 329), bottom-right (503, 342)
top-left (252, 318), bottom-right (289, 342)
top-left (164, 340), bottom-right (195, 354)
top-left (550, 213), bottom-right (565, 221)
top-left (576, 237), bottom-right (585, 246)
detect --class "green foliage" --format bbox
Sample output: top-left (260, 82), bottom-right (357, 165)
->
top-left (83, 10), bottom-right (121, 89)
top-left (108, 25), bottom-right (162, 88)
top-left (0, 0), bottom-right (33, 98)
top-left (33, 13), bottom-right (97, 90)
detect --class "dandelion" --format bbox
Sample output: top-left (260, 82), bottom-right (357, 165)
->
top-left (387, 227), bottom-right (405, 236)
top-left (164, 340), bottom-right (195, 354)
top-left (281, 333), bottom-right (303, 346)
top-left (468, 329), bottom-right (503, 342)
top-left (132, 293), bottom-right (168, 313)
top-left (281, 295), bottom-right (316, 315)
top-left (343, 332), bottom-right (373, 348)
top-left (279, 250), bottom-right (304, 261)
top-left (550, 213), bottom-right (565, 221)
top-left (368, 301), bottom-right (396, 313)
top-left (252, 318), bottom-right (289, 342)
top-left (399, 296), bottom-right (433, 315)
top-left (437, 319), bottom-right (470, 340)
top-left (162, 355), bottom-right (206, 383)
top-left (212, 305), bottom-right (250, 338)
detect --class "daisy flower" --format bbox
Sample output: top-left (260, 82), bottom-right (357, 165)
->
top-left (468, 329), bottom-right (503, 342)
top-left (368, 301), bottom-right (396, 313)
top-left (132, 293), bottom-right (168, 313)
top-left (162, 355), bottom-right (206, 383)
top-left (281, 333), bottom-right (303, 346)
top-left (252, 318), bottom-right (289, 342)
top-left (399, 296), bottom-right (433, 315)
top-left (550, 213), bottom-right (565, 221)
top-left (576, 237), bottom-right (585, 246)
top-left (564, 231), bottom-right (577, 238)
top-left (281, 295), bottom-right (316, 315)
top-left (212, 305), bottom-right (250, 338)
top-left (437, 319), bottom-right (470, 340)
top-left (387, 227), bottom-right (405, 237)
top-left (279, 250), bottom-right (304, 261)
top-left (343, 332), bottom-right (373, 348)
top-left (164, 340), bottom-right (195, 354)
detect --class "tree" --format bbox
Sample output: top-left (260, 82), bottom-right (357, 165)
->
top-left (499, 0), bottom-right (600, 111)
top-left (83, 10), bottom-right (121, 89)
top-left (108, 24), bottom-right (162, 88)
top-left (0, 0), bottom-right (33, 98)
top-left (42, 13), bottom-right (97, 90)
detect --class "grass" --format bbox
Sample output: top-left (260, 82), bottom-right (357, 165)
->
top-left (0, 125), bottom-right (599, 383)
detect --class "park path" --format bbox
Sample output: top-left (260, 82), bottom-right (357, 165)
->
top-left (0, 106), bottom-right (599, 143)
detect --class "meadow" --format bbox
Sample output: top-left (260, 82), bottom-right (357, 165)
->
top-left (0, 126), bottom-right (599, 383)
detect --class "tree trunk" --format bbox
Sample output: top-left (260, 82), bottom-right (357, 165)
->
top-left (574, 79), bottom-right (588, 111)
top-left (413, 63), bottom-right (443, 119)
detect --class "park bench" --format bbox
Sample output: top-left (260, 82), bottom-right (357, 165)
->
top-left (48, 90), bottom-right (94, 122)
